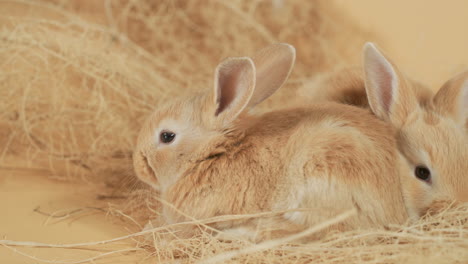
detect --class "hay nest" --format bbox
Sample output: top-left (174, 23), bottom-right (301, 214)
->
top-left (0, 0), bottom-right (466, 263)
top-left (0, 0), bottom-right (368, 181)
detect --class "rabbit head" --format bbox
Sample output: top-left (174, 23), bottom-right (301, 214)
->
top-left (133, 44), bottom-right (296, 192)
top-left (363, 43), bottom-right (468, 218)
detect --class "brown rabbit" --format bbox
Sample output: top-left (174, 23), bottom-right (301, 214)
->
top-left (133, 44), bottom-right (410, 241)
top-left (304, 43), bottom-right (468, 218)
top-left (362, 43), bottom-right (468, 217)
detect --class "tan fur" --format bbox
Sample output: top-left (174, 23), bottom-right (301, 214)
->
top-left (305, 43), bottom-right (468, 218)
top-left (303, 67), bottom-right (433, 110)
top-left (133, 44), bottom-right (411, 241)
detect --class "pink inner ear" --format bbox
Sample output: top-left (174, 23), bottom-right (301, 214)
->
top-left (376, 62), bottom-right (394, 113)
top-left (215, 69), bottom-right (240, 116)
top-left (463, 81), bottom-right (468, 111)
top-left (216, 65), bottom-right (247, 115)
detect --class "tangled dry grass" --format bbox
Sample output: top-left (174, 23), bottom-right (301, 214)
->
top-left (0, 0), bottom-right (466, 263)
top-left (0, 0), bottom-right (369, 182)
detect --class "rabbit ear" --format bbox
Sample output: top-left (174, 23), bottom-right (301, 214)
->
top-left (363, 42), bottom-right (419, 127)
top-left (213, 57), bottom-right (256, 124)
top-left (247, 43), bottom-right (296, 108)
top-left (433, 71), bottom-right (468, 127)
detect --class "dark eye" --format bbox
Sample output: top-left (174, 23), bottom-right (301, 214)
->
top-left (160, 131), bottom-right (176, 144)
top-left (415, 165), bottom-right (431, 183)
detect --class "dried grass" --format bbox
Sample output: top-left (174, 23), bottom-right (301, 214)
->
top-left (0, 0), bottom-right (466, 263)
top-left (0, 0), bottom-right (371, 181)
top-left (1, 204), bottom-right (467, 263)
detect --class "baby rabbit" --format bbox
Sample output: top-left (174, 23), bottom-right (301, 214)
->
top-left (305, 43), bottom-right (468, 218)
top-left (133, 43), bottom-right (411, 241)
top-left (362, 43), bottom-right (468, 218)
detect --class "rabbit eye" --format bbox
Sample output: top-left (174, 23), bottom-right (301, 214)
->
top-left (160, 131), bottom-right (176, 144)
top-left (415, 165), bottom-right (431, 183)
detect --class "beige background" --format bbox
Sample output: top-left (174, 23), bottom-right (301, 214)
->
top-left (1, 1), bottom-right (467, 263)
top-left (337, 0), bottom-right (468, 88)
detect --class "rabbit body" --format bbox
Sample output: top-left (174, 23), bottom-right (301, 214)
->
top-left (168, 103), bottom-right (408, 233)
top-left (302, 43), bottom-right (468, 218)
top-left (134, 44), bottom-right (410, 240)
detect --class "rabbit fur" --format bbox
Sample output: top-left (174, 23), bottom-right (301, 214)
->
top-left (302, 43), bottom-right (468, 218)
top-left (133, 44), bottom-right (413, 241)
